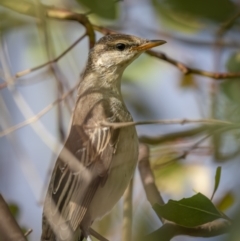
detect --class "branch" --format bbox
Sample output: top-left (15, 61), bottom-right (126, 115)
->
top-left (0, 194), bottom-right (27, 241)
top-left (2, 113), bottom-right (237, 138)
top-left (147, 50), bottom-right (240, 79)
top-left (0, 85), bottom-right (77, 137)
top-left (0, 30), bottom-right (86, 90)
top-left (139, 126), bottom-right (210, 145)
top-left (152, 134), bottom-right (212, 168)
top-left (138, 143), bottom-right (165, 222)
top-left (100, 119), bottom-right (232, 129)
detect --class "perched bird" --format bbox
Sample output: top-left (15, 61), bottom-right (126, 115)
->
top-left (41, 34), bottom-right (166, 241)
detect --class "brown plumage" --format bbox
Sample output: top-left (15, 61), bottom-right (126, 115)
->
top-left (41, 34), bottom-right (166, 241)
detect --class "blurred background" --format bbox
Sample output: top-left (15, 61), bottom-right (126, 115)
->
top-left (0, 0), bottom-right (240, 240)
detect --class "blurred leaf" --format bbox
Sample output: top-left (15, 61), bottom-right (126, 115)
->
top-left (124, 55), bottom-right (159, 81)
top-left (8, 203), bottom-right (20, 218)
top-left (179, 74), bottom-right (197, 89)
top-left (226, 51), bottom-right (240, 73)
top-left (0, 0), bottom-right (34, 13)
top-left (216, 192), bottom-right (235, 211)
top-left (76, 0), bottom-right (117, 19)
top-left (153, 154), bottom-right (187, 195)
top-left (0, 11), bottom-right (29, 31)
top-left (152, 1), bottom-right (204, 33)
top-left (211, 166), bottom-right (221, 200)
top-left (133, 212), bottom-right (153, 241)
top-left (155, 0), bottom-right (235, 22)
top-left (153, 193), bottom-right (223, 227)
top-left (221, 80), bottom-right (240, 103)
top-left (221, 51), bottom-right (240, 103)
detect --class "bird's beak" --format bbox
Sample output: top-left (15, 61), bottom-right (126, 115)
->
top-left (133, 40), bottom-right (166, 51)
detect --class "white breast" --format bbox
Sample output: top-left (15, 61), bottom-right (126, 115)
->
top-left (88, 126), bottom-right (138, 220)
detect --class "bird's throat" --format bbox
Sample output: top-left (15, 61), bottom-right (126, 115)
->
top-left (78, 66), bottom-right (124, 97)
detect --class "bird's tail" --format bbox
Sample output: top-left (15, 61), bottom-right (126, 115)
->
top-left (41, 214), bottom-right (82, 241)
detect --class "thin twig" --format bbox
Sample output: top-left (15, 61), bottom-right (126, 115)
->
top-left (0, 85), bottom-right (77, 137)
top-left (139, 126), bottom-right (210, 145)
top-left (152, 134), bottom-right (212, 169)
top-left (24, 229), bottom-right (33, 237)
top-left (16, 33), bottom-right (87, 78)
top-left (100, 119), bottom-right (232, 129)
top-left (0, 34), bottom-right (87, 89)
top-left (147, 50), bottom-right (240, 79)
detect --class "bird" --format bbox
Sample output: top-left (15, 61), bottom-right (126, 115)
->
top-left (41, 33), bottom-right (166, 241)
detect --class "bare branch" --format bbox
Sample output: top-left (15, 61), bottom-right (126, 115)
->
top-left (139, 126), bottom-right (210, 145)
top-left (16, 33), bottom-right (87, 78)
top-left (0, 194), bottom-right (27, 241)
top-left (0, 34), bottom-right (87, 90)
top-left (100, 119), bottom-right (232, 129)
top-left (0, 85), bottom-right (77, 137)
top-left (138, 143), bottom-right (165, 223)
top-left (152, 134), bottom-right (212, 169)
top-left (147, 50), bottom-right (240, 79)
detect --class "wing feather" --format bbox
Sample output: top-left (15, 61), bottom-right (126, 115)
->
top-left (43, 100), bottom-right (119, 240)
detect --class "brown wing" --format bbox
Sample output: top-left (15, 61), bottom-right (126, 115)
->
top-left (42, 100), bottom-right (119, 240)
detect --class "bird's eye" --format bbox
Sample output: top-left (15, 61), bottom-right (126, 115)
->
top-left (116, 43), bottom-right (126, 51)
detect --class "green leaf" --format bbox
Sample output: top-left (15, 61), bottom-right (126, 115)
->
top-left (153, 193), bottom-right (223, 227)
top-left (216, 192), bottom-right (235, 211)
top-left (221, 51), bottom-right (240, 103)
top-left (152, 1), bottom-right (204, 33)
top-left (157, 0), bottom-right (236, 22)
top-left (8, 203), bottom-right (20, 218)
top-left (226, 51), bottom-right (240, 73)
top-left (76, 0), bottom-right (117, 19)
top-left (211, 166), bottom-right (221, 200)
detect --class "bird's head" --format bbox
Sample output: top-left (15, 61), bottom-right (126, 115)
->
top-left (88, 34), bottom-right (166, 73)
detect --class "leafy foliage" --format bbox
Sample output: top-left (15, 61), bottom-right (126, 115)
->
top-left (154, 0), bottom-right (236, 22)
top-left (153, 193), bottom-right (224, 227)
top-left (211, 166), bottom-right (222, 200)
top-left (76, 0), bottom-right (117, 19)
